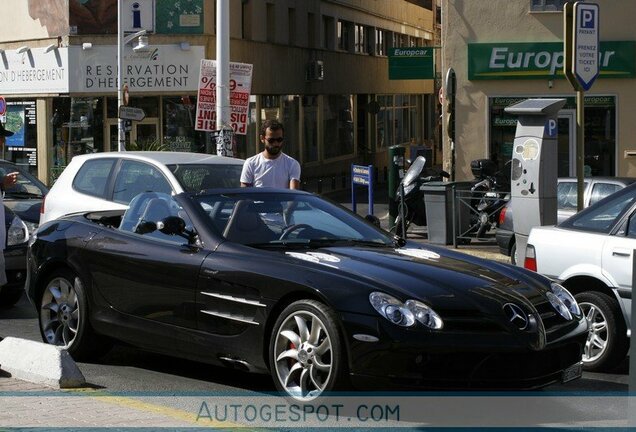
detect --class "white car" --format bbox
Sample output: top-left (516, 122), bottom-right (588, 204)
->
top-left (40, 152), bottom-right (245, 225)
top-left (525, 182), bottom-right (636, 371)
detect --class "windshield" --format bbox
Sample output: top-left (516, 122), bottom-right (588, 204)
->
top-left (401, 156), bottom-right (426, 186)
top-left (167, 163), bottom-right (243, 192)
top-left (0, 162), bottom-right (48, 198)
top-left (194, 192), bottom-right (394, 248)
top-left (560, 183), bottom-right (636, 234)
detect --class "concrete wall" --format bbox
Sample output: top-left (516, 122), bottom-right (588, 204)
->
top-left (442, 0), bottom-right (636, 179)
top-left (0, 0), bottom-right (68, 42)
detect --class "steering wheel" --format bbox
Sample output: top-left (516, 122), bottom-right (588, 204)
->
top-left (279, 224), bottom-right (312, 240)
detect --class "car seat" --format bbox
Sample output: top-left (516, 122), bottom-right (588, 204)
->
top-left (119, 192), bottom-right (172, 232)
top-left (222, 200), bottom-right (276, 244)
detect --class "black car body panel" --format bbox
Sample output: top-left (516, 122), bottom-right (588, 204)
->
top-left (27, 189), bottom-right (587, 390)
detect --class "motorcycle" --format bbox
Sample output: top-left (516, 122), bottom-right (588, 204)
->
top-left (392, 156), bottom-right (450, 237)
top-left (468, 159), bottom-right (511, 238)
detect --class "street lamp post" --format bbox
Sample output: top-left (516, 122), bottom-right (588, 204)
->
top-left (117, 0), bottom-right (146, 152)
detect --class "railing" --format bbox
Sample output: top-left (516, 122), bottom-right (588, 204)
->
top-left (452, 188), bottom-right (509, 246)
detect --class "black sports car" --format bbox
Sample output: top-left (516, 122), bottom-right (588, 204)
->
top-left (26, 189), bottom-right (588, 400)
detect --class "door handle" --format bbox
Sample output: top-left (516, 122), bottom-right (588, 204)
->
top-left (612, 250), bottom-right (631, 257)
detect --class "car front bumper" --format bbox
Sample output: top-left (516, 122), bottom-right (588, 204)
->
top-left (341, 311), bottom-right (587, 390)
top-left (2, 242), bottom-right (27, 291)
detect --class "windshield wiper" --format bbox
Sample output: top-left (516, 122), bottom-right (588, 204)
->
top-left (305, 238), bottom-right (391, 248)
top-left (244, 238), bottom-right (391, 249)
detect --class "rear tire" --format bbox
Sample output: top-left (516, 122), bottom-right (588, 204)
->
top-left (575, 291), bottom-right (628, 372)
top-left (510, 242), bottom-right (518, 266)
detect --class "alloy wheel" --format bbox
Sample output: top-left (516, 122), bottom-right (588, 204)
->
top-left (579, 301), bottom-right (608, 363)
top-left (273, 310), bottom-right (333, 401)
top-left (40, 276), bottom-right (80, 348)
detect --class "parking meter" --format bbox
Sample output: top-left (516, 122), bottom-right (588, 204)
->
top-left (504, 98), bottom-right (566, 266)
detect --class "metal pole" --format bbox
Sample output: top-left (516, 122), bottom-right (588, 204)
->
top-left (576, 89), bottom-right (584, 211)
top-left (216, 0), bottom-right (232, 156)
top-left (117, 0), bottom-right (125, 152)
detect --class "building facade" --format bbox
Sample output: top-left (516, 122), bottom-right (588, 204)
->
top-left (0, 0), bottom-right (438, 189)
top-left (441, 0), bottom-right (636, 181)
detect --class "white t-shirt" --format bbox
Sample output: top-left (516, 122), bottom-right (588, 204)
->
top-left (240, 152), bottom-right (301, 188)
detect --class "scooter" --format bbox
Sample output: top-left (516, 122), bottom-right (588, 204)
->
top-left (468, 159), bottom-right (511, 238)
top-left (392, 156), bottom-right (450, 237)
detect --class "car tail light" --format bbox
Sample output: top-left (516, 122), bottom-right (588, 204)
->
top-left (524, 244), bottom-right (537, 272)
top-left (498, 205), bottom-right (507, 226)
top-left (40, 194), bottom-right (46, 214)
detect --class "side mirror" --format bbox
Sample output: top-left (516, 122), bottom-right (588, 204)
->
top-left (157, 216), bottom-right (186, 236)
top-left (365, 214), bottom-right (381, 228)
top-left (135, 220), bottom-right (157, 234)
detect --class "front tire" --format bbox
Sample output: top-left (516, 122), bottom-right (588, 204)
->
top-left (38, 269), bottom-right (109, 360)
top-left (270, 300), bottom-right (346, 401)
top-left (575, 291), bottom-right (628, 372)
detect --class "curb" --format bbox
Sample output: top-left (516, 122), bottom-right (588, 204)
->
top-left (0, 336), bottom-right (85, 388)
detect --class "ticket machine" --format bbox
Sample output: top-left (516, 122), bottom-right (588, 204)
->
top-left (504, 98), bottom-right (566, 266)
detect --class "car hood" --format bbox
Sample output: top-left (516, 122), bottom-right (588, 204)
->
top-left (3, 198), bottom-right (42, 224)
top-left (277, 242), bottom-right (551, 315)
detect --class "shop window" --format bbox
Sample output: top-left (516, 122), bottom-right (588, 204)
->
top-left (4, 99), bottom-right (38, 176)
top-left (376, 94), bottom-right (417, 149)
top-left (163, 96), bottom-right (199, 152)
top-left (488, 97), bottom-right (616, 176)
top-left (52, 97), bottom-right (104, 171)
top-left (323, 95), bottom-right (354, 159)
top-left (530, 0), bottom-right (566, 11)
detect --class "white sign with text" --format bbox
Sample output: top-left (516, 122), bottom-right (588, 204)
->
top-left (68, 45), bottom-right (205, 93)
top-left (0, 47), bottom-right (69, 94)
top-left (195, 60), bottom-right (253, 135)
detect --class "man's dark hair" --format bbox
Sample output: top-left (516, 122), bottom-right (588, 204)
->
top-left (260, 119), bottom-right (284, 137)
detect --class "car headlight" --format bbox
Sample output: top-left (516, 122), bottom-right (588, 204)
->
top-left (548, 282), bottom-right (581, 320)
top-left (369, 292), bottom-right (443, 329)
top-left (7, 214), bottom-right (29, 246)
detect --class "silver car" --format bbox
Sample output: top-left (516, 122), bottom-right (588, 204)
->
top-left (496, 177), bottom-right (636, 264)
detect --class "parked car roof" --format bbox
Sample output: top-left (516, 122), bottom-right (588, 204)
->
top-left (68, 151), bottom-right (245, 166)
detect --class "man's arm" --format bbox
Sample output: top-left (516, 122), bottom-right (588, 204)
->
top-left (288, 158), bottom-right (301, 190)
top-left (241, 182), bottom-right (252, 188)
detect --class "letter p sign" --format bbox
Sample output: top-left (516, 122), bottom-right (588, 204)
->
top-left (581, 8), bottom-right (595, 29)
top-left (545, 119), bottom-right (558, 138)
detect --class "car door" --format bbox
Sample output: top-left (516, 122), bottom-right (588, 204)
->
top-left (602, 210), bottom-right (636, 292)
top-left (83, 195), bottom-right (206, 331)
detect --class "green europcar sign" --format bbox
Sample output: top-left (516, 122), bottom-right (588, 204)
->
top-left (388, 47), bottom-right (435, 80)
top-left (468, 41), bottom-right (635, 80)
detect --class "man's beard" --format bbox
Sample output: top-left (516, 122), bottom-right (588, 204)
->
top-left (265, 145), bottom-right (281, 156)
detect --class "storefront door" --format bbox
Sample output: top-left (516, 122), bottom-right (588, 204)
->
top-left (557, 110), bottom-right (576, 177)
top-left (106, 119), bottom-right (159, 151)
